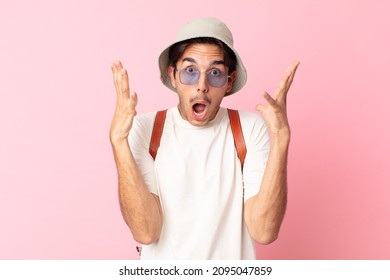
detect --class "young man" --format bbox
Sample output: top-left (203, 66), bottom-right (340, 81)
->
top-left (110, 17), bottom-right (299, 259)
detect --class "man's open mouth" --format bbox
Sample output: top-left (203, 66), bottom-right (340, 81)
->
top-left (193, 103), bottom-right (206, 115)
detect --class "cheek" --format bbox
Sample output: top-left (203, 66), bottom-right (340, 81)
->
top-left (177, 92), bottom-right (191, 108)
top-left (212, 92), bottom-right (226, 104)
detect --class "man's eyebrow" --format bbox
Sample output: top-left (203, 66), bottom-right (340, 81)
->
top-left (211, 60), bottom-right (226, 66)
top-left (182, 57), bottom-right (197, 63)
top-left (182, 57), bottom-right (226, 66)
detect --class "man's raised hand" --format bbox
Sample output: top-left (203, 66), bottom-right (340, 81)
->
top-left (256, 61), bottom-right (300, 143)
top-left (110, 61), bottom-right (138, 143)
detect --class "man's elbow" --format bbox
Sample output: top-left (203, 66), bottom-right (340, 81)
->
top-left (131, 224), bottom-right (162, 245)
top-left (251, 232), bottom-right (279, 245)
top-left (133, 232), bottom-right (160, 245)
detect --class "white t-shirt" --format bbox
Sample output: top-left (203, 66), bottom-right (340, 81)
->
top-left (128, 107), bottom-right (270, 259)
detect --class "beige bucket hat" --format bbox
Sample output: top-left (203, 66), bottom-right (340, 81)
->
top-left (158, 17), bottom-right (247, 96)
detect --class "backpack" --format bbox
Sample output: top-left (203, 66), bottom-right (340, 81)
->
top-left (149, 109), bottom-right (246, 170)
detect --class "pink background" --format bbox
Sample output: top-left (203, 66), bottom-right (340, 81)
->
top-left (1, 0), bottom-right (389, 259)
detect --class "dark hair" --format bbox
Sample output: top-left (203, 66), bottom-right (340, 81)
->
top-left (168, 37), bottom-right (237, 75)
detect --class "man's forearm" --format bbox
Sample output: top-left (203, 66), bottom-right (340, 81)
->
top-left (111, 139), bottom-right (163, 244)
top-left (244, 136), bottom-right (289, 244)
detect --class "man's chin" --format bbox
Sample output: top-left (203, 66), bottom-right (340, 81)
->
top-left (188, 117), bottom-right (209, 127)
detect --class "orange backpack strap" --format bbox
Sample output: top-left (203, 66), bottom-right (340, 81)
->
top-left (227, 109), bottom-right (247, 170)
top-left (149, 109), bottom-right (167, 160)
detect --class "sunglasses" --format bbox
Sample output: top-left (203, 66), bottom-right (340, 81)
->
top-left (176, 66), bottom-right (230, 88)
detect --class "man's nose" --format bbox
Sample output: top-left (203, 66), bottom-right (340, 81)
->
top-left (197, 72), bottom-right (209, 93)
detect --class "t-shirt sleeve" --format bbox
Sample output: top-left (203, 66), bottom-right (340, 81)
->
top-left (241, 111), bottom-right (271, 202)
top-left (128, 112), bottom-right (159, 195)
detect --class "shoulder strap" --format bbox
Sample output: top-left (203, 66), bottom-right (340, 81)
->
top-left (149, 109), bottom-right (167, 160)
top-left (227, 109), bottom-right (247, 170)
top-left (149, 109), bottom-right (246, 169)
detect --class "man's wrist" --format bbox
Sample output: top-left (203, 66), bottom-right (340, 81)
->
top-left (271, 130), bottom-right (290, 151)
top-left (110, 136), bottom-right (130, 149)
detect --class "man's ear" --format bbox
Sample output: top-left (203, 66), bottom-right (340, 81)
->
top-left (168, 66), bottom-right (177, 89)
top-left (225, 71), bottom-right (237, 94)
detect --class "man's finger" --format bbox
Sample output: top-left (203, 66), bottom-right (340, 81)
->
top-left (114, 60), bottom-right (124, 84)
top-left (112, 60), bottom-right (124, 97)
top-left (130, 91), bottom-right (138, 110)
top-left (255, 103), bottom-right (266, 114)
top-left (111, 63), bottom-right (120, 97)
top-left (120, 68), bottom-right (130, 99)
top-left (275, 61), bottom-right (300, 101)
top-left (284, 61), bottom-right (299, 93)
top-left (263, 91), bottom-right (277, 107)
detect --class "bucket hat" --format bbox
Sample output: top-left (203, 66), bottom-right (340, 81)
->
top-left (158, 17), bottom-right (247, 96)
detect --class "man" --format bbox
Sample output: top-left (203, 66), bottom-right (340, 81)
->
top-left (110, 17), bottom-right (299, 259)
